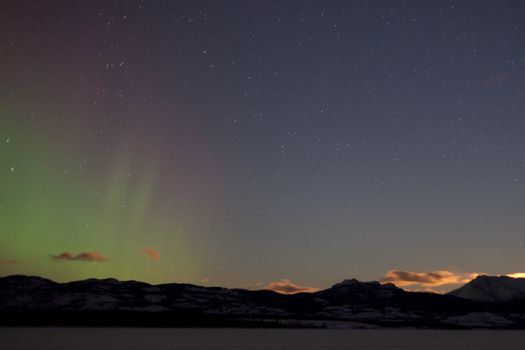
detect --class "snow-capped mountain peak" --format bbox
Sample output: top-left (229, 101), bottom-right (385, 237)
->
top-left (448, 275), bottom-right (525, 303)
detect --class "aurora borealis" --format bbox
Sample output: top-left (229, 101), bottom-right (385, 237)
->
top-left (2, 1), bottom-right (525, 292)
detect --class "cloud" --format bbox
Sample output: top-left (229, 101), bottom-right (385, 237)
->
top-left (264, 279), bottom-right (319, 294)
top-left (51, 252), bottom-right (108, 262)
top-left (507, 273), bottom-right (525, 278)
top-left (380, 270), bottom-right (479, 288)
top-left (0, 259), bottom-right (18, 264)
top-left (141, 247), bottom-right (160, 262)
top-left (381, 270), bottom-right (525, 292)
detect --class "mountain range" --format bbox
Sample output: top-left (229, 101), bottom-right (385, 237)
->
top-left (2, 275), bottom-right (525, 329)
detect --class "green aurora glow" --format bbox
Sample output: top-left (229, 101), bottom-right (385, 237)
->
top-left (1, 112), bottom-right (200, 283)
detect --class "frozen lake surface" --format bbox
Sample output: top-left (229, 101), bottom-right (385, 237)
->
top-left (2, 328), bottom-right (525, 349)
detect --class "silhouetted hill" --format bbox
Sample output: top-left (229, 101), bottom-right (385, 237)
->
top-left (448, 275), bottom-right (525, 303)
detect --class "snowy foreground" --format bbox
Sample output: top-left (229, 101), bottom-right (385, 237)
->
top-left (2, 328), bottom-right (525, 350)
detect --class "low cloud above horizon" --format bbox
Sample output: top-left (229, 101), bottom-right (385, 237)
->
top-left (380, 270), bottom-right (480, 292)
top-left (141, 248), bottom-right (160, 262)
top-left (264, 279), bottom-right (319, 294)
top-left (380, 270), bottom-right (525, 292)
top-left (51, 252), bottom-right (108, 262)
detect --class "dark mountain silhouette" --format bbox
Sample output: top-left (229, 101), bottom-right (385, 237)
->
top-left (448, 275), bottom-right (525, 303)
top-left (1, 275), bottom-right (525, 328)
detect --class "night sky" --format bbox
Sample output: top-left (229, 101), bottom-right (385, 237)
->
top-left (2, 0), bottom-right (525, 293)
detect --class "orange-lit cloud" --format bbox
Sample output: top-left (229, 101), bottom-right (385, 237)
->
top-left (264, 279), bottom-right (319, 294)
top-left (51, 252), bottom-right (108, 262)
top-left (381, 270), bottom-right (525, 293)
top-left (506, 273), bottom-right (525, 278)
top-left (141, 247), bottom-right (160, 262)
top-left (381, 270), bottom-right (479, 288)
top-left (0, 259), bottom-right (18, 264)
